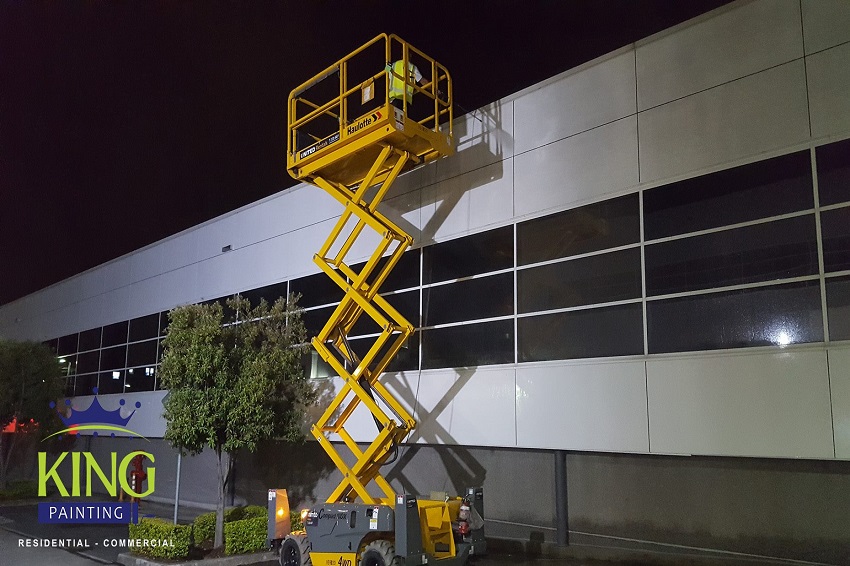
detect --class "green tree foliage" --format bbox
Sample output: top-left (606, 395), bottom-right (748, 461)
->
top-left (0, 340), bottom-right (64, 489)
top-left (158, 295), bottom-right (315, 549)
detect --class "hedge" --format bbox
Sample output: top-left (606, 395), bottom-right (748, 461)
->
top-left (128, 517), bottom-right (192, 560)
top-left (193, 505), bottom-right (268, 546)
top-left (224, 516), bottom-right (267, 555)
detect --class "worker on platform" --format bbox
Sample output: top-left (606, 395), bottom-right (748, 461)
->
top-left (388, 59), bottom-right (427, 110)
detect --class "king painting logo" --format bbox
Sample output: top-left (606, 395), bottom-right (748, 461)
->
top-left (37, 388), bottom-right (155, 524)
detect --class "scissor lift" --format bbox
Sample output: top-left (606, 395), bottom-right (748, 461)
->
top-left (268, 34), bottom-right (485, 566)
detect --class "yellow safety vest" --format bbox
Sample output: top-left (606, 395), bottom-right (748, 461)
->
top-left (389, 60), bottom-right (417, 104)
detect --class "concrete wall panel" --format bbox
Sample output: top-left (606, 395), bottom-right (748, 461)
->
top-left (807, 42), bottom-right (850, 139)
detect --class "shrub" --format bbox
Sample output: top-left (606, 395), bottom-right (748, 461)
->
top-left (194, 505), bottom-right (269, 546)
top-left (224, 516), bottom-right (267, 555)
top-left (128, 517), bottom-right (191, 560)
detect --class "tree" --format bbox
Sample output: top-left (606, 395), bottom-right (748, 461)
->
top-left (158, 295), bottom-right (315, 549)
top-left (0, 340), bottom-right (64, 489)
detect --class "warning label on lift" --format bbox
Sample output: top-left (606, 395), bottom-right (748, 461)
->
top-left (299, 132), bottom-right (340, 160)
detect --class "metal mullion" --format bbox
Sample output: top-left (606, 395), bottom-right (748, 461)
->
top-left (516, 298), bottom-right (644, 320)
top-left (639, 190), bottom-right (648, 355)
top-left (422, 267), bottom-right (515, 290)
top-left (820, 201), bottom-right (850, 213)
top-left (825, 270), bottom-right (850, 279)
top-left (645, 274), bottom-right (821, 303)
top-left (812, 148), bottom-right (830, 343)
top-left (516, 242), bottom-right (642, 272)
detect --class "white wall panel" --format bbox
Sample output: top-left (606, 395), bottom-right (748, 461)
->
top-left (807, 42), bottom-right (850, 139)
top-left (98, 285), bottom-right (130, 327)
top-left (829, 348), bottom-right (850, 459)
top-left (401, 368), bottom-right (516, 448)
top-left (647, 351), bottom-right (834, 458)
top-left (421, 159), bottom-right (513, 245)
top-left (161, 230), bottom-right (199, 272)
top-left (639, 60), bottom-right (810, 183)
top-left (514, 117), bottom-right (638, 218)
top-left (637, 0), bottom-right (803, 111)
top-left (76, 270), bottom-right (106, 302)
top-left (515, 50), bottom-right (636, 153)
top-left (802, 0), bottom-right (850, 54)
top-left (100, 257), bottom-right (132, 293)
top-left (196, 252), bottom-right (240, 301)
top-left (157, 264), bottom-right (200, 310)
top-left (72, 390), bottom-right (168, 439)
top-left (129, 244), bottom-right (163, 283)
top-left (436, 100), bottom-right (515, 182)
top-left (516, 361), bottom-right (648, 452)
top-left (50, 302), bottom-right (82, 338)
top-left (231, 236), bottom-right (291, 292)
top-left (127, 276), bottom-right (163, 320)
top-left (195, 216), bottom-right (240, 263)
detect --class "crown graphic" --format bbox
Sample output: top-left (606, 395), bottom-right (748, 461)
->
top-left (50, 387), bottom-right (141, 429)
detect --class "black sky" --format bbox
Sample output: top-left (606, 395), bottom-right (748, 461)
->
top-left (0, 1), bottom-right (731, 306)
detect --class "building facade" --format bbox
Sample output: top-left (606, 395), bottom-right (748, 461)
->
top-left (2, 0), bottom-right (850, 561)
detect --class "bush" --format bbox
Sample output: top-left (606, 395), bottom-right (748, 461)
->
top-left (224, 516), bottom-right (267, 555)
top-left (194, 505), bottom-right (268, 546)
top-left (0, 480), bottom-right (38, 500)
top-left (128, 517), bottom-right (191, 560)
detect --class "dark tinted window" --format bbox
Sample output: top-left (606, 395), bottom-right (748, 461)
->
top-left (99, 345), bottom-right (127, 371)
top-left (423, 273), bottom-right (513, 326)
top-left (648, 281), bottom-right (823, 353)
top-left (98, 371), bottom-right (124, 395)
top-left (101, 321), bottom-right (128, 347)
top-left (129, 313), bottom-right (160, 342)
top-left (127, 340), bottom-right (158, 368)
top-left (78, 327), bottom-right (101, 352)
top-left (240, 281), bottom-right (289, 308)
top-left (645, 215), bottom-right (818, 296)
top-left (350, 249), bottom-right (420, 292)
top-left (64, 376), bottom-right (75, 398)
top-left (57, 334), bottom-right (78, 356)
top-left (423, 226), bottom-right (513, 284)
top-left (302, 350), bottom-right (337, 380)
top-left (74, 373), bottom-right (98, 396)
top-left (59, 354), bottom-right (77, 377)
top-left (816, 139), bottom-right (850, 206)
top-left (351, 290), bottom-right (419, 337)
top-left (422, 319), bottom-right (514, 369)
top-left (519, 304), bottom-right (643, 361)
top-left (159, 311), bottom-right (169, 336)
top-left (44, 338), bottom-right (59, 355)
top-left (302, 305), bottom-right (337, 338)
top-left (348, 333), bottom-right (420, 373)
top-left (821, 207), bottom-right (850, 273)
top-left (518, 248), bottom-right (641, 313)
top-left (77, 351), bottom-right (100, 374)
top-left (125, 366), bottom-right (156, 392)
top-left (290, 271), bottom-right (345, 308)
top-left (517, 194), bottom-right (639, 265)
top-left (644, 151), bottom-right (813, 240)
top-left (826, 276), bottom-right (850, 341)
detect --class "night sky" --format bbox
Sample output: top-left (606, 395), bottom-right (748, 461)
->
top-left (0, 1), bottom-right (731, 306)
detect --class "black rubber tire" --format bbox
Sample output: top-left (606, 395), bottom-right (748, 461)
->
top-left (359, 539), bottom-right (399, 566)
top-left (280, 533), bottom-right (312, 566)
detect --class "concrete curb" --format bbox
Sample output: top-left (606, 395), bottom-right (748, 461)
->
top-left (116, 551), bottom-right (277, 566)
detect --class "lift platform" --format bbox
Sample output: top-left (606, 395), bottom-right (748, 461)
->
top-left (269, 34), bottom-right (485, 566)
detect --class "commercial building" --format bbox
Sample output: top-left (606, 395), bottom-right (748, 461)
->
top-left (2, 0), bottom-right (849, 561)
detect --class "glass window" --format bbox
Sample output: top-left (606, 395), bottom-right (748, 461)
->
top-left (74, 373), bottom-right (98, 396)
top-left (816, 139), bottom-right (850, 206)
top-left (517, 194), bottom-right (639, 266)
top-left (127, 339), bottom-right (158, 368)
top-left (57, 334), bottom-right (78, 356)
top-left (423, 273), bottom-right (513, 326)
top-left (101, 321), bottom-right (128, 347)
top-left (302, 350), bottom-right (337, 380)
top-left (98, 370), bottom-right (125, 395)
top-left (159, 311), bottom-right (169, 336)
top-left (518, 248), bottom-right (641, 313)
top-left (350, 290), bottom-right (419, 337)
top-left (125, 366), bottom-right (156, 393)
top-left (290, 271), bottom-right (345, 308)
top-left (645, 215), bottom-right (819, 296)
top-left (43, 338), bottom-right (59, 355)
top-left (348, 333), bottom-right (420, 373)
top-left (826, 276), bottom-right (850, 341)
top-left (423, 226), bottom-right (513, 284)
top-left (78, 328), bottom-right (101, 352)
top-left (350, 249), bottom-right (420, 293)
top-left (63, 376), bottom-right (75, 398)
top-left (519, 303), bottom-right (643, 362)
top-left (422, 319), bottom-right (514, 369)
top-left (99, 345), bottom-right (127, 371)
top-left (821, 207), bottom-right (850, 273)
top-left (302, 305), bottom-right (337, 339)
top-left (129, 313), bottom-right (160, 343)
top-left (644, 151), bottom-right (813, 240)
top-left (240, 281), bottom-right (289, 308)
top-left (77, 351), bottom-right (100, 375)
top-left (58, 354), bottom-right (77, 378)
top-left (648, 281), bottom-right (823, 353)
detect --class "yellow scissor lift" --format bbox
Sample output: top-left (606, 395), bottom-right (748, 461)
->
top-left (268, 34), bottom-right (485, 566)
